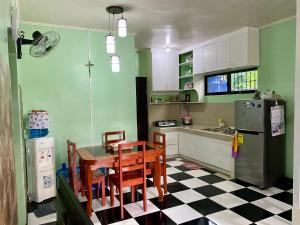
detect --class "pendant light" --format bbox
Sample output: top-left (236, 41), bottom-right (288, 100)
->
top-left (111, 54), bottom-right (120, 72)
top-left (106, 6), bottom-right (127, 72)
top-left (106, 34), bottom-right (115, 54)
top-left (118, 14), bottom-right (127, 37)
top-left (105, 11), bottom-right (115, 54)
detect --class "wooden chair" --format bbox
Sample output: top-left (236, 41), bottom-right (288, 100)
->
top-left (67, 140), bottom-right (106, 206)
top-left (146, 132), bottom-right (167, 194)
top-left (104, 130), bottom-right (126, 145)
top-left (108, 141), bottom-right (147, 219)
top-left (103, 130), bottom-right (126, 182)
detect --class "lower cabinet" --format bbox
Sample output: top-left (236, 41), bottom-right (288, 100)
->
top-left (178, 132), bottom-right (232, 172)
top-left (165, 132), bottom-right (179, 156)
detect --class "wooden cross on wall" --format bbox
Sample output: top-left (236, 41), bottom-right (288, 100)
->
top-left (85, 60), bottom-right (94, 77)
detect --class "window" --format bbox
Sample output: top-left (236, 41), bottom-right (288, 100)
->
top-left (206, 75), bottom-right (228, 94)
top-left (205, 68), bottom-right (258, 95)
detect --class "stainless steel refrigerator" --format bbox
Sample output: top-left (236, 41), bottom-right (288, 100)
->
top-left (235, 99), bottom-right (286, 189)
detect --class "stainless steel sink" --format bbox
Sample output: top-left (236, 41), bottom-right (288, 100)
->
top-left (201, 127), bottom-right (223, 132)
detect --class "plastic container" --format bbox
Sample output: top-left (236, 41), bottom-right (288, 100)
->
top-left (29, 128), bottom-right (49, 139)
top-left (56, 163), bottom-right (68, 178)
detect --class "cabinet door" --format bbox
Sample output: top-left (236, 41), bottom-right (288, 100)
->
top-left (216, 38), bottom-right (230, 70)
top-left (151, 50), bottom-right (165, 91)
top-left (204, 43), bottom-right (217, 73)
top-left (208, 140), bottom-right (231, 171)
top-left (230, 32), bottom-right (247, 68)
top-left (151, 49), bottom-right (178, 91)
top-left (166, 145), bottom-right (178, 156)
top-left (166, 132), bottom-right (178, 145)
top-left (193, 47), bottom-right (204, 74)
top-left (166, 51), bottom-right (179, 90)
top-left (178, 132), bottom-right (193, 158)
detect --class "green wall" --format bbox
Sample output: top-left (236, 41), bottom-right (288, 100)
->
top-left (1, 0), bottom-right (27, 224)
top-left (19, 24), bottom-right (138, 168)
top-left (259, 19), bottom-right (295, 178)
top-left (205, 18), bottom-right (296, 178)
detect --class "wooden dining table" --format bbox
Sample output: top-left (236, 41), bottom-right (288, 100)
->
top-left (77, 141), bottom-right (165, 216)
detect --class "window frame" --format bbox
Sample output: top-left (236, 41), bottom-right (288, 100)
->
top-left (205, 68), bottom-right (258, 96)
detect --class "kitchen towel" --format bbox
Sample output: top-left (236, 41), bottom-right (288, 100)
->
top-left (231, 131), bottom-right (240, 159)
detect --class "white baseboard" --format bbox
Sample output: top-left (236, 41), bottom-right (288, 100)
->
top-left (293, 207), bottom-right (300, 224)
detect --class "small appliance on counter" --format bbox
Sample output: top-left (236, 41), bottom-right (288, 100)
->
top-left (181, 116), bottom-right (192, 125)
top-left (181, 103), bottom-right (192, 125)
top-left (153, 120), bottom-right (179, 127)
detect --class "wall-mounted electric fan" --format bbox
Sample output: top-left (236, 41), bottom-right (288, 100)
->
top-left (17, 31), bottom-right (60, 59)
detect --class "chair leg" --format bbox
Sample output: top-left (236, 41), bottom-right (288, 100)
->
top-left (131, 186), bottom-right (136, 203)
top-left (163, 167), bottom-right (167, 194)
top-left (119, 186), bottom-right (124, 220)
top-left (96, 183), bottom-right (99, 198)
top-left (109, 178), bottom-right (114, 207)
top-left (101, 178), bottom-right (106, 207)
top-left (142, 183), bottom-right (147, 212)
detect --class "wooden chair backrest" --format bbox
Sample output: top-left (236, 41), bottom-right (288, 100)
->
top-left (67, 140), bottom-right (78, 192)
top-left (104, 130), bottom-right (126, 145)
top-left (153, 132), bottom-right (166, 148)
top-left (117, 141), bottom-right (146, 185)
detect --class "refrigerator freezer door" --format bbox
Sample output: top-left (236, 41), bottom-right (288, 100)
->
top-left (235, 100), bottom-right (265, 132)
top-left (235, 132), bottom-right (265, 188)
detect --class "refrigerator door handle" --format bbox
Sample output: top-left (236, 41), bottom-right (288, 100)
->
top-left (237, 129), bottom-right (261, 135)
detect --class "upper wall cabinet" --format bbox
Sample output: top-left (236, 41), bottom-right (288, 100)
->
top-left (193, 47), bottom-right (204, 75)
top-left (151, 48), bottom-right (179, 91)
top-left (183, 27), bottom-right (260, 75)
top-left (217, 38), bottom-right (231, 70)
top-left (230, 27), bottom-right (260, 69)
top-left (203, 43), bottom-right (217, 73)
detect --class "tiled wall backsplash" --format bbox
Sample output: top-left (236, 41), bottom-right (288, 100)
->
top-left (148, 103), bottom-right (234, 128)
top-left (189, 103), bottom-right (235, 127)
top-left (148, 104), bottom-right (180, 126)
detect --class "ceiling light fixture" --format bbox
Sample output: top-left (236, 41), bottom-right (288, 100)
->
top-left (118, 14), bottom-right (127, 37)
top-left (111, 54), bottom-right (120, 72)
top-left (106, 6), bottom-right (127, 72)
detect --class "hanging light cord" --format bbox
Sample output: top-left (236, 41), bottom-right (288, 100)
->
top-left (87, 29), bottom-right (94, 150)
top-left (113, 13), bottom-right (115, 37)
top-left (108, 12), bottom-right (111, 33)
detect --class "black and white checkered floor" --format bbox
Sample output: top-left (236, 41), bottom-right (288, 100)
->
top-left (77, 157), bottom-right (293, 225)
top-left (28, 157), bottom-right (293, 225)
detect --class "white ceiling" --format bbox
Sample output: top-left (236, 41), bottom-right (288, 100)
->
top-left (20, 0), bottom-right (296, 50)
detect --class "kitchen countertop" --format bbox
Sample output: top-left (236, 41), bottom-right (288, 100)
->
top-left (150, 125), bottom-right (234, 142)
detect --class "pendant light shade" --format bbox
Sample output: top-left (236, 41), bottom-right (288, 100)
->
top-left (111, 55), bottom-right (120, 72)
top-left (118, 18), bottom-right (127, 37)
top-left (106, 34), bottom-right (115, 54)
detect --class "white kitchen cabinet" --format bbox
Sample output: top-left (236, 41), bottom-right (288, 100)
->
top-left (230, 27), bottom-right (259, 69)
top-left (166, 132), bottom-right (178, 145)
top-left (203, 43), bottom-right (217, 73)
top-left (179, 132), bottom-right (232, 173)
top-left (151, 48), bottom-right (179, 91)
top-left (166, 145), bottom-right (179, 156)
top-left (180, 26), bottom-right (259, 74)
top-left (165, 132), bottom-right (179, 156)
top-left (216, 38), bottom-right (231, 70)
top-left (193, 47), bottom-right (204, 75)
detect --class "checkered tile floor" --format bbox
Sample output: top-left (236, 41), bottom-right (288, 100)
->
top-left (77, 157), bottom-right (293, 225)
top-left (27, 198), bottom-right (56, 225)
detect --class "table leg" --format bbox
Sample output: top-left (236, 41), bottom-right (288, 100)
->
top-left (154, 156), bottom-right (163, 201)
top-left (79, 159), bottom-right (86, 197)
top-left (86, 165), bottom-right (93, 217)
